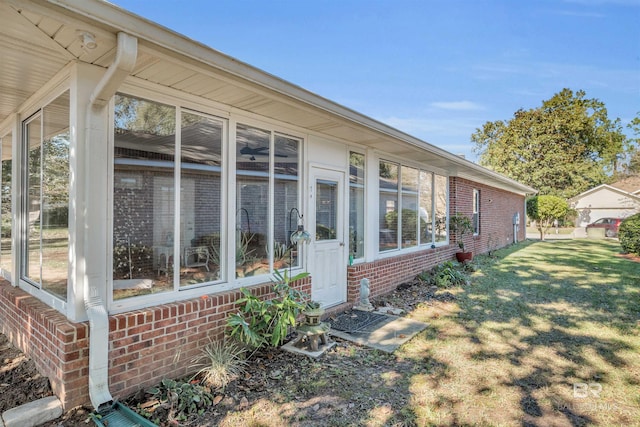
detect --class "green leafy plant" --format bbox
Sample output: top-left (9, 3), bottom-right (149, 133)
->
top-left (449, 213), bottom-right (474, 252)
top-left (266, 241), bottom-right (290, 262)
top-left (420, 261), bottom-right (470, 288)
top-left (619, 213), bottom-right (640, 255)
top-left (191, 339), bottom-right (247, 390)
top-left (145, 378), bottom-right (214, 423)
top-left (226, 270), bottom-right (310, 348)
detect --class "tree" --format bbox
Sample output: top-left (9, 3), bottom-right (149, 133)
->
top-left (625, 113), bottom-right (640, 174)
top-left (472, 89), bottom-right (632, 198)
top-left (526, 195), bottom-right (569, 241)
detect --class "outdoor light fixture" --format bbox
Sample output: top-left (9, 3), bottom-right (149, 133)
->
top-left (288, 207), bottom-right (311, 246)
top-left (290, 224), bottom-right (311, 246)
top-left (78, 31), bottom-right (97, 50)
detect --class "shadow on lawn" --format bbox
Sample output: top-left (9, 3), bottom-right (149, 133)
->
top-left (456, 239), bottom-right (639, 427)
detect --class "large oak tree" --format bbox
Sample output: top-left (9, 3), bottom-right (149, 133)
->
top-left (472, 89), bottom-right (632, 198)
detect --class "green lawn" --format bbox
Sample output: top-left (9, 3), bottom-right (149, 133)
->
top-left (167, 239), bottom-right (640, 426)
top-left (403, 239), bottom-right (640, 426)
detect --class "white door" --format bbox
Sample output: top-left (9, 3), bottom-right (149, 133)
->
top-left (309, 167), bottom-right (346, 307)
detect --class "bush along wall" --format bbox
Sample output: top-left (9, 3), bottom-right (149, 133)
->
top-left (619, 213), bottom-right (640, 255)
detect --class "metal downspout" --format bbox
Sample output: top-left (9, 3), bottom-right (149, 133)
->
top-left (84, 32), bottom-right (137, 411)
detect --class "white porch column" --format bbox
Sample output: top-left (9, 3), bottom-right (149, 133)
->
top-left (68, 62), bottom-right (110, 322)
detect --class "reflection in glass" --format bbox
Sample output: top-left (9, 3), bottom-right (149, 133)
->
top-left (113, 94), bottom-right (175, 299)
top-left (349, 152), bottom-right (365, 259)
top-left (379, 161), bottom-right (399, 251)
top-left (25, 115), bottom-right (42, 285)
top-left (1, 132), bottom-right (12, 277)
top-left (316, 180), bottom-right (337, 241)
top-left (401, 166), bottom-right (418, 248)
top-left (41, 91), bottom-right (70, 300)
top-left (274, 134), bottom-right (299, 269)
top-left (236, 124), bottom-right (270, 278)
top-left (435, 174), bottom-right (448, 242)
top-left (419, 170), bottom-right (433, 245)
top-left (180, 112), bottom-right (224, 286)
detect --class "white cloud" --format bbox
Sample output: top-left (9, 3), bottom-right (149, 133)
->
top-left (430, 101), bottom-right (485, 111)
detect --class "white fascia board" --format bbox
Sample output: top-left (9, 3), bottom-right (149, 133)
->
top-left (45, 0), bottom-right (534, 196)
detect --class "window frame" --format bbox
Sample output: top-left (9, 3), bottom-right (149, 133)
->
top-left (108, 89), bottom-right (306, 312)
top-left (377, 156), bottom-right (449, 255)
top-left (473, 189), bottom-right (480, 235)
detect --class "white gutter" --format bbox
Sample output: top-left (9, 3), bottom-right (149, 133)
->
top-left (84, 31), bottom-right (137, 411)
top-left (47, 0), bottom-right (536, 196)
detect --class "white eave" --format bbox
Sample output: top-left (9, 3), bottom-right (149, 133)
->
top-left (2, 0), bottom-right (536, 196)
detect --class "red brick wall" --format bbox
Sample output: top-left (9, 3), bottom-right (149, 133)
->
top-left (451, 177), bottom-right (526, 254)
top-left (0, 277), bottom-right (310, 410)
top-left (0, 283), bottom-right (89, 410)
top-left (0, 177), bottom-right (524, 410)
top-left (347, 178), bottom-right (526, 303)
top-left (347, 244), bottom-right (457, 302)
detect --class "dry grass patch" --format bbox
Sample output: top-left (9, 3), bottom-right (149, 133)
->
top-left (399, 239), bottom-right (640, 426)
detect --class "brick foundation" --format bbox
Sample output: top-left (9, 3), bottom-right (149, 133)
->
top-left (0, 277), bottom-right (310, 410)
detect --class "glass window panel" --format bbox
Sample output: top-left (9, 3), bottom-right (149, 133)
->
top-left (274, 134), bottom-right (299, 269)
top-left (473, 189), bottom-right (480, 234)
top-left (316, 180), bottom-right (337, 241)
top-left (41, 91), bottom-right (70, 300)
top-left (435, 174), bottom-right (448, 242)
top-left (419, 171), bottom-right (433, 245)
top-left (113, 94), bottom-right (175, 299)
top-left (236, 124), bottom-right (270, 278)
top-left (25, 115), bottom-right (42, 285)
top-left (379, 161), bottom-right (398, 251)
top-left (401, 166), bottom-right (418, 248)
top-left (1, 132), bottom-right (12, 277)
top-left (349, 152), bottom-right (365, 259)
top-left (180, 112), bottom-right (223, 286)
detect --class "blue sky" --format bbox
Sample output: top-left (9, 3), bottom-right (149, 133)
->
top-left (111, 0), bottom-right (640, 161)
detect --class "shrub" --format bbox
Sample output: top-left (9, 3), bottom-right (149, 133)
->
top-left (419, 261), bottom-right (470, 288)
top-left (144, 378), bottom-right (214, 424)
top-left (191, 339), bottom-right (247, 390)
top-left (226, 270), bottom-right (310, 348)
top-left (619, 213), bottom-right (640, 255)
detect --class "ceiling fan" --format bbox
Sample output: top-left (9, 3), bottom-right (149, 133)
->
top-left (240, 145), bottom-right (288, 160)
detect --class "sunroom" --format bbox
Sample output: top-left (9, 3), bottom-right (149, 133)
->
top-left (0, 0), bottom-right (534, 409)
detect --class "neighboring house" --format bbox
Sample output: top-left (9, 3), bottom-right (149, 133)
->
top-left (0, 0), bottom-right (535, 410)
top-left (570, 179), bottom-right (640, 227)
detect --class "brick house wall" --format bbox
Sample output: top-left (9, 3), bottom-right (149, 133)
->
top-left (0, 277), bottom-right (310, 410)
top-left (0, 177), bottom-right (525, 410)
top-left (346, 177), bottom-right (526, 304)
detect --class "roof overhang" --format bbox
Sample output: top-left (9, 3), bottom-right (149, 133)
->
top-left (1, 0), bottom-right (536, 196)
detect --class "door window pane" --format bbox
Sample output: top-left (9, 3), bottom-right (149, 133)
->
top-left (419, 170), bottom-right (433, 245)
top-left (316, 180), bottom-right (337, 241)
top-left (236, 124), bottom-right (270, 278)
top-left (379, 161), bottom-right (398, 251)
top-left (113, 94), bottom-right (175, 299)
top-left (401, 166), bottom-right (418, 248)
top-left (349, 152), bottom-right (365, 259)
top-left (1, 132), bottom-right (12, 277)
top-left (180, 112), bottom-right (223, 286)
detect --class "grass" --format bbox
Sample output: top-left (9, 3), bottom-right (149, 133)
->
top-left (402, 239), bottom-right (640, 426)
top-left (179, 239), bottom-right (640, 426)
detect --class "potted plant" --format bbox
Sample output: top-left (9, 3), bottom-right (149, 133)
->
top-left (450, 212), bottom-right (474, 262)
